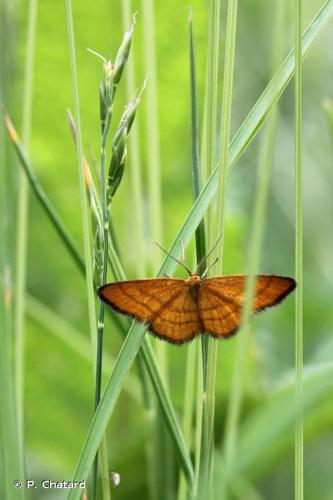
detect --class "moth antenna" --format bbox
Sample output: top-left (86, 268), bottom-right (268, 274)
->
top-left (195, 233), bottom-right (223, 274)
top-left (201, 257), bottom-right (219, 279)
top-left (155, 242), bottom-right (192, 276)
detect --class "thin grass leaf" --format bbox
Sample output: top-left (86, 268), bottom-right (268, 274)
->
top-left (0, 107), bottom-right (25, 500)
top-left (177, 342), bottom-right (197, 500)
top-left (294, 0), bottom-right (304, 497)
top-left (142, 0), bottom-right (162, 274)
top-left (201, 1), bottom-right (238, 498)
top-left (197, 1), bottom-right (221, 495)
top-left (65, 1), bottom-right (104, 497)
top-left (121, 1), bottom-right (146, 278)
top-left (0, 277), bottom-right (25, 500)
top-left (14, 0), bottom-right (38, 483)
top-left (0, 4), bottom-right (25, 495)
top-left (179, 14), bottom-right (207, 500)
top-left (142, 1), bottom-right (171, 496)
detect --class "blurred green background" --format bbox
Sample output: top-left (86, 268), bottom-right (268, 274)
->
top-left (2, 0), bottom-right (333, 498)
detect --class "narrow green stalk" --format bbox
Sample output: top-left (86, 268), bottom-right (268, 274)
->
top-left (142, 2), bottom-right (171, 497)
top-left (177, 342), bottom-right (197, 500)
top-left (65, 1), bottom-right (101, 497)
top-left (93, 88), bottom-right (112, 500)
top-left (14, 0), bottom-right (37, 476)
top-left (121, 2), bottom-right (145, 278)
top-left (197, 1), bottom-right (221, 495)
top-left (294, 0), bottom-right (304, 497)
top-left (215, 0), bottom-right (238, 262)
top-left (0, 273), bottom-right (25, 500)
top-left (189, 10), bottom-right (207, 273)
top-left (142, 0), bottom-right (162, 273)
top-left (118, 10), bottom-right (154, 495)
top-left (0, 5), bottom-right (25, 494)
top-left (202, 0), bottom-right (220, 183)
top-left (65, 0), bottom-right (96, 350)
top-left (194, 341), bottom-right (203, 498)
top-left (178, 15), bottom-right (207, 500)
top-left (221, 2), bottom-right (287, 496)
top-left (200, 1), bottom-right (238, 497)
top-left (95, 93), bottom-right (113, 407)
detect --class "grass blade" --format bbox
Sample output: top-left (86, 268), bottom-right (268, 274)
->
top-left (65, 0), bottom-right (102, 496)
top-left (0, 2), bottom-right (25, 496)
top-left (142, 1), bottom-right (171, 496)
top-left (182, 13), bottom-right (207, 500)
top-left (294, 0), bottom-right (304, 498)
top-left (14, 0), bottom-right (38, 473)
top-left (65, 0), bottom-right (96, 353)
top-left (201, 0), bottom-right (238, 498)
top-left (121, 3), bottom-right (145, 277)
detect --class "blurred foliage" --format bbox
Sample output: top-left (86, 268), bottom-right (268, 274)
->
top-left (3, 0), bottom-right (333, 498)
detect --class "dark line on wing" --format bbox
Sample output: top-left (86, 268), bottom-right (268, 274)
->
top-left (153, 315), bottom-right (199, 325)
top-left (150, 288), bottom-right (187, 322)
top-left (119, 289), bottom-right (156, 313)
top-left (199, 288), bottom-right (240, 326)
top-left (205, 286), bottom-right (240, 309)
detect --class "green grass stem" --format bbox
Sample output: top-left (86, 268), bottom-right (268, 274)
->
top-left (142, 2), bottom-right (171, 497)
top-left (202, 0), bottom-right (220, 184)
top-left (65, 0), bottom-right (96, 344)
top-left (177, 15), bottom-right (207, 500)
top-left (14, 0), bottom-right (38, 479)
top-left (121, 2), bottom-right (146, 278)
top-left (189, 10), bottom-right (207, 275)
top-left (194, 340), bottom-right (204, 498)
top-left (177, 343), bottom-right (197, 500)
top-left (65, 1), bottom-right (105, 497)
top-left (142, 0), bottom-right (162, 274)
top-left (0, 3), bottom-right (25, 495)
top-left (200, 0), bottom-right (238, 497)
top-left (294, 0), bottom-right (304, 498)
top-left (197, 1), bottom-right (221, 494)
